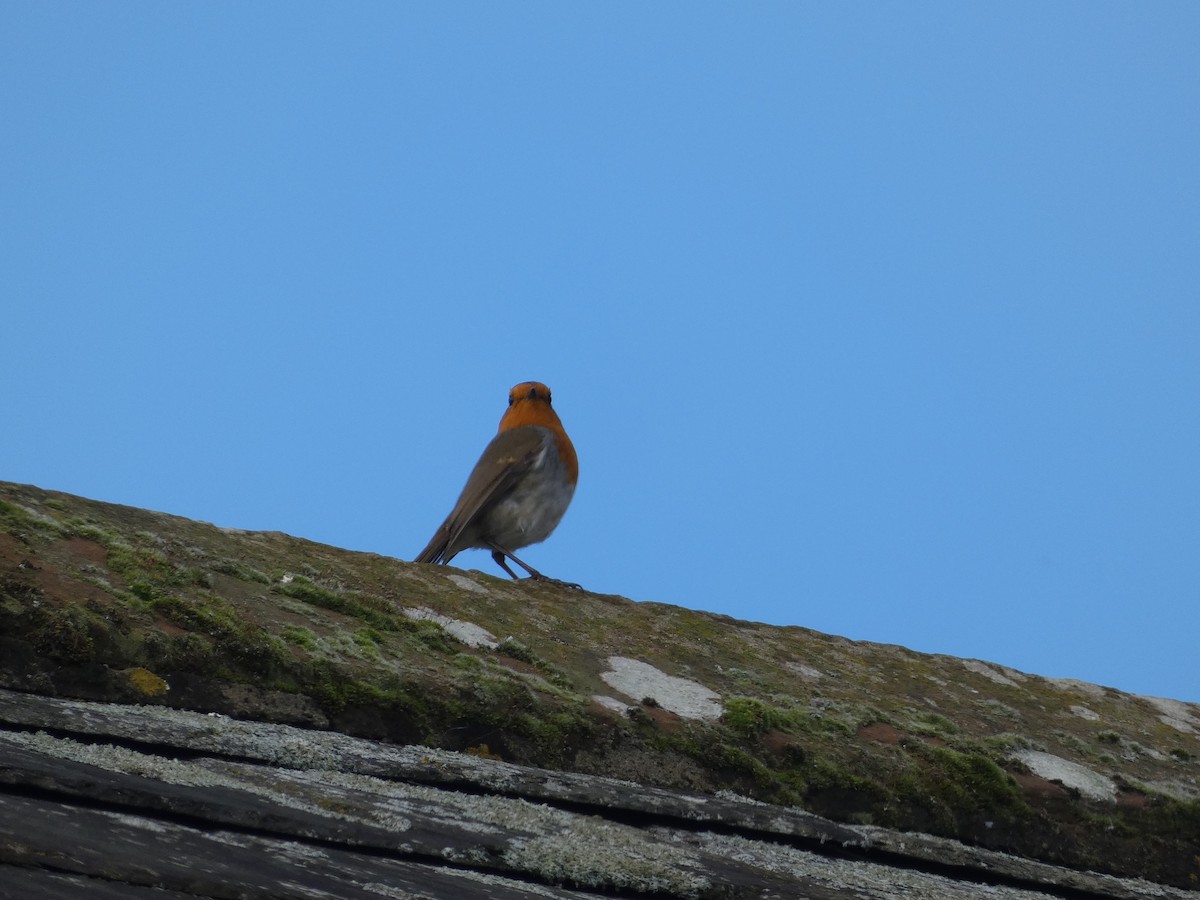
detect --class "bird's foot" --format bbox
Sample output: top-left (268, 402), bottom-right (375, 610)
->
top-left (527, 573), bottom-right (583, 590)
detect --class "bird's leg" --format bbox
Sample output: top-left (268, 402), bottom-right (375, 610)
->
top-left (487, 543), bottom-right (582, 589)
top-left (490, 549), bottom-right (522, 580)
top-left (488, 543), bottom-right (544, 579)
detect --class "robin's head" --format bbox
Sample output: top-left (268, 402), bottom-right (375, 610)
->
top-left (499, 381), bottom-right (567, 434)
top-left (498, 380), bottom-right (576, 479)
top-left (508, 382), bottom-right (553, 407)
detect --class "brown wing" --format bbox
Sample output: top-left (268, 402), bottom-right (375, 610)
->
top-left (414, 427), bottom-right (549, 564)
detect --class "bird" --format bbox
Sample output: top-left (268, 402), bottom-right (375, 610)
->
top-left (415, 381), bottom-right (579, 584)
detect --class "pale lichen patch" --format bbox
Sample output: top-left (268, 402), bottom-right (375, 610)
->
top-left (1044, 677), bottom-right (1106, 699)
top-left (14, 503), bottom-right (63, 528)
top-left (402, 607), bottom-right (498, 649)
top-left (694, 832), bottom-right (1056, 900)
top-left (785, 661), bottom-right (823, 681)
top-left (446, 574), bottom-right (489, 594)
top-left (962, 659), bottom-right (1020, 688)
top-left (1013, 750), bottom-right (1117, 802)
top-left (591, 695), bottom-right (629, 714)
top-left (1142, 779), bottom-right (1200, 802)
top-left (600, 657), bottom-right (722, 721)
top-left (504, 822), bottom-right (710, 896)
top-left (1141, 696), bottom-right (1199, 734)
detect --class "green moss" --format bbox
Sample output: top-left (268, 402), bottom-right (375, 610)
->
top-left (453, 652), bottom-right (483, 671)
top-left (458, 671), bottom-right (535, 716)
top-left (713, 743), bottom-right (778, 786)
top-left (897, 748), bottom-right (1027, 830)
top-left (776, 766), bottom-right (809, 797)
top-left (355, 627), bottom-right (383, 645)
top-left (514, 708), bottom-right (597, 764)
top-left (0, 499), bottom-right (64, 538)
top-left (30, 606), bottom-right (96, 662)
top-left (128, 579), bottom-right (161, 604)
top-left (62, 519), bottom-right (114, 543)
top-left (303, 668), bottom-right (433, 733)
top-left (720, 696), bottom-right (863, 741)
top-left (281, 626), bottom-right (319, 650)
top-left (1082, 810), bottom-right (1137, 838)
top-left (909, 711), bottom-right (959, 737)
top-left (805, 754), bottom-right (888, 798)
top-left (806, 710), bottom-right (856, 738)
top-left (982, 733), bottom-right (1030, 754)
top-left (175, 566), bottom-right (214, 588)
top-left (440, 668), bottom-right (612, 766)
top-left (645, 722), bottom-right (807, 805)
top-left (496, 637), bottom-right (539, 665)
top-left (723, 697), bottom-right (788, 738)
top-left (312, 677), bottom-right (391, 711)
top-left (144, 593), bottom-right (288, 679)
top-left (496, 638), bottom-right (576, 690)
top-left (274, 577), bottom-right (399, 631)
top-left (107, 542), bottom-right (171, 582)
top-left (625, 705), bottom-right (654, 727)
top-left (351, 628), bottom-right (382, 660)
top-left (703, 741), bottom-right (805, 805)
top-left (409, 618), bottom-right (458, 653)
top-left (212, 559), bottom-right (272, 584)
top-left (1158, 795), bottom-right (1200, 833)
top-left (947, 748), bottom-right (1022, 803)
top-left (150, 631), bottom-right (220, 675)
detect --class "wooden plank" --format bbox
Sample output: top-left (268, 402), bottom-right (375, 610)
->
top-left (3, 690), bottom-right (1189, 900)
top-left (0, 866), bottom-right (197, 900)
top-left (0, 793), bottom-right (604, 899)
top-left (0, 730), bottom-right (834, 899)
top-left (0, 687), bottom-right (860, 839)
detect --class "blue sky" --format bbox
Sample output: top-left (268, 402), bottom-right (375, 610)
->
top-left (4, 4), bottom-right (1197, 704)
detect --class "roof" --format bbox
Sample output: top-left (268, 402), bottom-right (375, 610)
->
top-left (1, 480), bottom-right (1197, 897)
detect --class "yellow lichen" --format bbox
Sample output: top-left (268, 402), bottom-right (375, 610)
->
top-left (464, 743), bottom-right (503, 760)
top-left (126, 667), bottom-right (169, 697)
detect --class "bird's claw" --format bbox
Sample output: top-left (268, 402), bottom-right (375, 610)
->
top-left (529, 574), bottom-right (584, 590)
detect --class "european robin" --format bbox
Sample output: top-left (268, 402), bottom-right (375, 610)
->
top-left (415, 381), bottom-right (579, 584)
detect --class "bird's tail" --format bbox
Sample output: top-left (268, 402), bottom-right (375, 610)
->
top-left (414, 527), bottom-right (452, 565)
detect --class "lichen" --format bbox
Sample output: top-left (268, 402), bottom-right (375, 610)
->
top-left (126, 666), bottom-right (169, 697)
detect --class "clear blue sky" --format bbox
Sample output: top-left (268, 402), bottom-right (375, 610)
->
top-left (4, 5), bottom-right (1197, 703)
